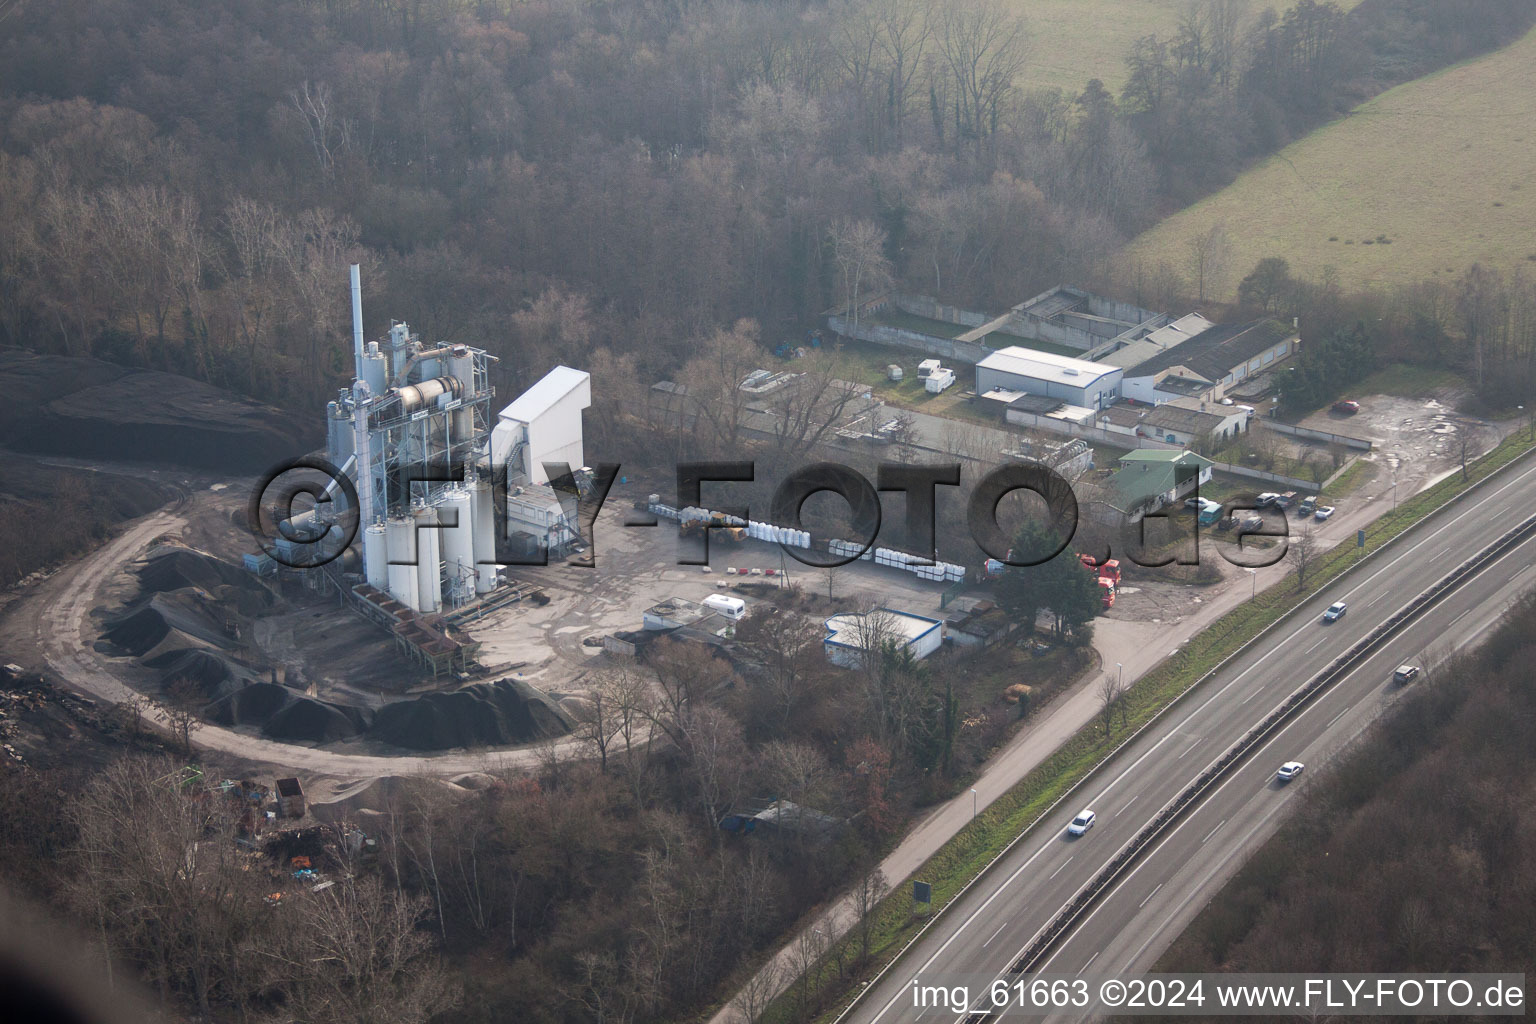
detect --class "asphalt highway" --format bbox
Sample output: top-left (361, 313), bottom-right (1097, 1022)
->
top-left (844, 455), bottom-right (1536, 1024)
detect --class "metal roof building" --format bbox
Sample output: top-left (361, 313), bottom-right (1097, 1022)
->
top-left (823, 608), bottom-right (943, 669)
top-left (974, 346), bottom-right (1122, 410)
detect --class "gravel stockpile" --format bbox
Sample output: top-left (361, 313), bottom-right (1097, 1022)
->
top-left (146, 648), bottom-right (260, 702)
top-left (368, 679), bottom-right (575, 751)
top-left (102, 592), bottom-right (238, 661)
top-left (262, 697), bottom-right (371, 743)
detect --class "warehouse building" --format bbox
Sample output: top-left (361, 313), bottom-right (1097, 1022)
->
top-left (1121, 319), bottom-right (1296, 404)
top-left (823, 609), bottom-right (943, 669)
top-left (974, 347), bottom-right (1122, 410)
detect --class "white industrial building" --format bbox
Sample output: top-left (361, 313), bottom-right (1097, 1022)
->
top-left (301, 265), bottom-right (589, 617)
top-left (823, 609), bottom-right (943, 669)
top-left (491, 365), bottom-right (591, 486)
top-left (974, 347), bottom-right (1122, 411)
top-left (1120, 319), bottom-right (1297, 404)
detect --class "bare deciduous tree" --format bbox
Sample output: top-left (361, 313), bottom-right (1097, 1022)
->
top-left (1097, 669), bottom-right (1127, 737)
top-left (851, 866), bottom-right (890, 962)
top-left (1188, 221), bottom-right (1230, 302)
top-left (730, 956), bottom-right (783, 1024)
top-left (937, 0), bottom-right (1030, 160)
top-left (828, 218), bottom-right (892, 344)
top-left (1291, 524), bottom-right (1319, 591)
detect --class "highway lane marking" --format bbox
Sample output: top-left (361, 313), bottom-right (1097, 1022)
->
top-left (861, 822), bottom-right (1066, 1024)
top-left (1138, 883), bottom-right (1163, 909)
top-left (983, 922), bottom-right (1009, 948)
top-left (1511, 564), bottom-right (1532, 582)
top-left (1032, 534), bottom-right (1536, 983)
top-left (1201, 819), bottom-right (1227, 844)
top-left (1433, 545), bottom-right (1453, 560)
top-left (1239, 688), bottom-right (1260, 704)
top-left (1123, 810), bottom-right (1289, 975)
top-left (1328, 706), bottom-right (1351, 727)
top-left (1049, 856), bottom-right (1074, 880)
top-left (1336, 458), bottom-right (1536, 603)
top-left (1072, 469), bottom-right (1536, 810)
top-left (1450, 609), bottom-right (1471, 626)
top-left (1115, 795), bottom-right (1139, 816)
top-left (1304, 636), bottom-right (1329, 653)
top-left (1176, 738), bottom-right (1202, 759)
top-left (875, 494), bottom-right (1536, 1021)
top-left (1079, 951), bottom-right (1100, 975)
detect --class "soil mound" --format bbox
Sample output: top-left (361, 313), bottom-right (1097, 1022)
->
top-left (207, 682), bottom-right (294, 728)
top-left (146, 648), bottom-right (259, 702)
top-left (138, 546), bottom-right (279, 616)
top-left (305, 775), bottom-right (473, 822)
top-left (204, 680), bottom-right (368, 742)
top-left (102, 592), bottom-right (238, 660)
top-left (139, 546), bottom-right (253, 593)
top-left (0, 349), bottom-right (316, 471)
top-left (369, 678), bottom-right (574, 751)
top-left (262, 697), bottom-right (370, 743)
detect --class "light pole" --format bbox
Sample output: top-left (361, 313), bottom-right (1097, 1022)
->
top-left (1245, 566), bottom-right (1257, 599)
top-left (1116, 662), bottom-right (1123, 688)
top-left (970, 787), bottom-right (977, 820)
top-left (1392, 471), bottom-right (1398, 510)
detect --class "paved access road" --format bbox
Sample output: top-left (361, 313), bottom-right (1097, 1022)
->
top-left (844, 454), bottom-right (1536, 1024)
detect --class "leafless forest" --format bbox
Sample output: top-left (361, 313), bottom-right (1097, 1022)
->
top-left (4, 2), bottom-right (1536, 1023)
top-left (1, 0), bottom-right (1530, 419)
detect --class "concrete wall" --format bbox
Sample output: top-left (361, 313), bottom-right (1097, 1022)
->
top-left (1087, 293), bottom-right (1163, 326)
top-left (1205, 461), bottom-right (1315, 490)
top-left (827, 314), bottom-right (992, 364)
top-left (894, 294), bottom-right (991, 329)
top-left (1265, 420), bottom-right (1373, 450)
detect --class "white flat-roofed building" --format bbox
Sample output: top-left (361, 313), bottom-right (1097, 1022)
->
top-left (823, 608), bottom-right (943, 668)
top-left (975, 346), bottom-right (1122, 410)
top-left (491, 365), bottom-right (590, 486)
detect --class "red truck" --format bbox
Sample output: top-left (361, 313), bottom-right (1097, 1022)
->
top-left (1078, 553), bottom-right (1122, 584)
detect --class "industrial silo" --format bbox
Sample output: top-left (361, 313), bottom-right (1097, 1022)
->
top-left (413, 503), bottom-right (442, 614)
top-left (364, 522), bottom-right (388, 590)
top-left (438, 488), bottom-right (476, 606)
top-left (471, 475), bottom-right (498, 594)
top-left (385, 517), bottom-right (418, 610)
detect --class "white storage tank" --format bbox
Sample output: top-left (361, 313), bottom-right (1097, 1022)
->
top-left (361, 342), bottom-right (388, 396)
top-left (438, 488), bottom-right (475, 605)
top-left (414, 503), bottom-right (442, 614)
top-left (471, 475), bottom-right (498, 594)
top-left (364, 523), bottom-right (388, 590)
top-left (385, 517), bottom-right (418, 610)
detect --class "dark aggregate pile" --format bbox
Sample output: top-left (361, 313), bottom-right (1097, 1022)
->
top-left (369, 678), bottom-right (574, 751)
top-left (0, 350), bottom-right (316, 472)
top-left (207, 683), bottom-right (372, 743)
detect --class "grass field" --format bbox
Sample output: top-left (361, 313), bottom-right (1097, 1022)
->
top-left (1120, 24), bottom-right (1536, 298)
top-left (1014, 0), bottom-right (1366, 96)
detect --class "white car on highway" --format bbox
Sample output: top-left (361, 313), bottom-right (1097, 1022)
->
top-left (1276, 761), bottom-right (1305, 782)
top-left (1066, 810), bottom-right (1096, 836)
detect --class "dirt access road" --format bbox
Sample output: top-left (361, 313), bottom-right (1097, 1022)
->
top-left (1, 506), bottom-right (588, 778)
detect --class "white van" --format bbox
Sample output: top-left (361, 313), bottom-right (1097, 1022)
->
top-left (702, 594), bottom-right (747, 620)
